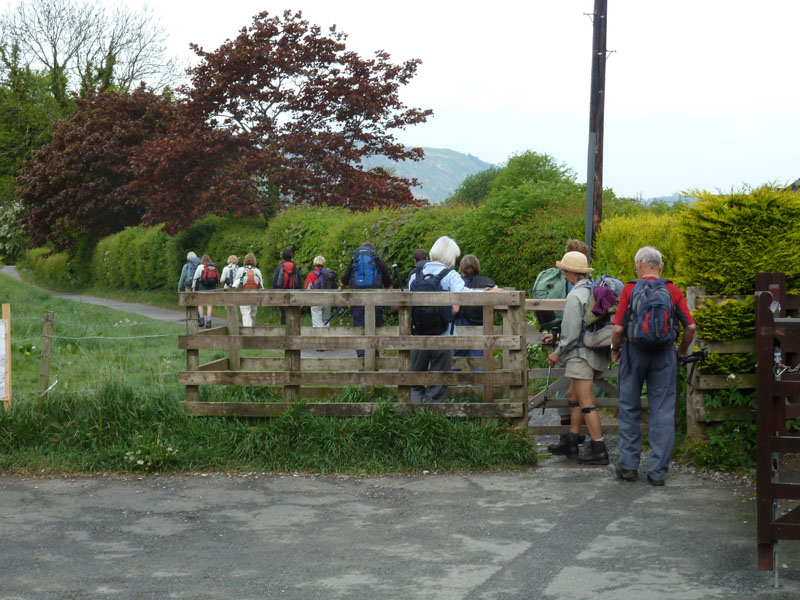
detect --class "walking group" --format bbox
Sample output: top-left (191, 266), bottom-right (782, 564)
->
top-left (178, 237), bottom-right (695, 486)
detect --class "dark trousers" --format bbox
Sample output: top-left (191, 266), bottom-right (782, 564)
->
top-left (352, 305), bottom-right (384, 358)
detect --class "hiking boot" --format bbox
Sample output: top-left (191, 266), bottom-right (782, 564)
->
top-left (577, 440), bottom-right (609, 465)
top-left (615, 464), bottom-right (638, 482)
top-left (205, 318), bottom-right (213, 329)
top-left (197, 316), bottom-right (205, 327)
top-left (547, 432), bottom-right (581, 459)
top-left (647, 473), bottom-right (665, 487)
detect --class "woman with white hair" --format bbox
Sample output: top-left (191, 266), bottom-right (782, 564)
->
top-left (304, 255), bottom-right (332, 327)
top-left (407, 236), bottom-right (486, 403)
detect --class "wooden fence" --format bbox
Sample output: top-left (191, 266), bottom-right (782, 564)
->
top-left (178, 289), bottom-right (528, 422)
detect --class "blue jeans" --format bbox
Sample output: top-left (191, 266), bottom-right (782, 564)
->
top-left (617, 342), bottom-right (677, 479)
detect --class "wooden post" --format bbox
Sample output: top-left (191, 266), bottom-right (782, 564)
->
top-left (226, 304), bottom-right (240, 372)
top-left (284, 304), bottom-right (302, 403)
top-left (483, 304), bottom-right (495, 403)
top-left (364, 303), bottom-right (376, 397)
top-left (1, 304), bottom-right (10, 412)
top-left (398, 306), bottom-right (411, 403)
top-left (685, 286), bottom-right (706, 438)
top-left (506, 292), bottom-right (528, 427)
top-left (37, 310), bottom-right (54, 403)
top-left (185, 304), bottom-right (199, 404)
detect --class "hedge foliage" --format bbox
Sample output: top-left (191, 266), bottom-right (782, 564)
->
top-left (679, 186), bottom-right (800, 294)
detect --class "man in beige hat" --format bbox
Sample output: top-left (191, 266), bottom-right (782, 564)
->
top-left (541, 251), bottom-right (609, 464)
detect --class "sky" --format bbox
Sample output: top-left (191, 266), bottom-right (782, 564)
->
top-left (12, 0), bottom-right (800, 199)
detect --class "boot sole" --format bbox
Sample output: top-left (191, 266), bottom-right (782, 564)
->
top-left (577, 458), bottom-right (610, 465)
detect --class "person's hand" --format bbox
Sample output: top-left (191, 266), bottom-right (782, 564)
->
top-left (547, 351), bottom-right (559, 366)
top-left (541, 333), bottom-right (553, 345)
top-left (611, 348), bottom-right (622, 365)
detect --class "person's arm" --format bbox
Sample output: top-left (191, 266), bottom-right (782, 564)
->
top-left (192, 265), bottom-right (203, 290)
top-left (551, 287), bottom-right (585, 359)
top-left (255, 268), bottom-right (265, 289)
top-left (672, 288), bottom-right (697, 357)
top-left (340, 264), bottom-right (353, 289)
top-left (378, 259), bottom-right (393, 289)
top-left (178, 264), bottom-right (187, 291)
top-left (232, 267), bottom-right (242, 289)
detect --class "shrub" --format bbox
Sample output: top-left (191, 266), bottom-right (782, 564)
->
top-left (19, 246), bottom-right (78, 290)
top-left (679, 186), bottom-right (800, 294)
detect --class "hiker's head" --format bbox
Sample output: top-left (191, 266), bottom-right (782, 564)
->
top-left (227, 255), bottom-right (238, 265)
top-left (200, 254), bottom-right (210, 264)
top-left (565, 238), bottom-right (589, 255)
top-left (244, 253), bottom-right (257, 267)
top-left (556, 251), bottom-right (593, 284)
top-left (314, 256), bottom-right (326, 268)
top-left (413, 248), bottom-right (428, 264)
top-left (429, 236), bottom-right (460, 268)
top-left (282, 249), bottom-right (293, 261)
top-left (459, 254), bottom-right (481, 276)
top-left (634, 246), bottom-right (664, 276)
top-left (186, 251), bottom-right (197, 260)
top-left (362, 242), bottom-right (375, 251)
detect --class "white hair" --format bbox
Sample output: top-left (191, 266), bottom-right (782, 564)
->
top-left (314, 255), bottom-right (326, 267)
top-left (635, 246), bottom-right (663, 268)
top-left (186, 251), bottom-right (197, 260)
top-left (429, 236), bottom-right (461, 268)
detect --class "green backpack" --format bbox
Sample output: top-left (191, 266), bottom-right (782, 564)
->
top-left (531, 267), bottom-right (567, 330)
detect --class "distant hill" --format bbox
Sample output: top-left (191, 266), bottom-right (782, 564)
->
top-left (362, 147), bottom-right (492, 204)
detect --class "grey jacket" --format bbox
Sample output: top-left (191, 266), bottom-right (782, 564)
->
top-left (554, 278), bottom-right (609, 372)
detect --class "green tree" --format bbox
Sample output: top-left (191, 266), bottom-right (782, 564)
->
top-left (447, 166), bottom-right (500, 205)
top-left (489, 150), bottom-right (576, 192)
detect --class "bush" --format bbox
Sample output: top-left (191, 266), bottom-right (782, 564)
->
top-left (19, 246), bottom-right (78, 290)
top-left (679, 186), bottom-right (800, 294)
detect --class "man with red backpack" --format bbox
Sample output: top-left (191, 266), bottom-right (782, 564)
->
top-left (611, 246), bottom-right (696, 487)
top-left (271, 249), bottom-right (303, 324)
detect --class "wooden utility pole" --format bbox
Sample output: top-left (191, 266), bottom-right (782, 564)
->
top-left (584, 0), bottom-right (608, 260)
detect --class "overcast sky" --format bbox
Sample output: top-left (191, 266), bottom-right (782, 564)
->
top-left (21, 0), bottom-right (800, 199)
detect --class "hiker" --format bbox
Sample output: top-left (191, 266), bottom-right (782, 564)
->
top-left (340, 242), bottom-right (393, 358)
top-left (408, 236), bottom-right (488, 403)
top-left (542, 251), bottom-right (610, 465)
top-left (272, 249), bottom-right (303, 324)
top-left (220, 255), bottom-right (239, 289)
top-left (610, 246), bottom-right (696, 486)
top-left (233, 252), bottom-right (264, 327)
top-left (453, 254), bottom-right (495, 359)
top-left (191, 254), bottom-right (219, 329)
top-left (304, 256), bottom-right (338, 327)
top-left (543, 238), bottom-right (591, 455)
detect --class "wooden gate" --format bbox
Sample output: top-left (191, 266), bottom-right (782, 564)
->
top-left (178, 289), bottom-right (528, 421)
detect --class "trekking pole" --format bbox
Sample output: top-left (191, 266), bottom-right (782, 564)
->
top-left (533, 326), bottom-right (560, 414)
top-left (392, 263), bottom-right (402, 289)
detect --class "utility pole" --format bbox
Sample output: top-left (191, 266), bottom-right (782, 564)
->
top-left (584, 0), bottom-right (607, 260)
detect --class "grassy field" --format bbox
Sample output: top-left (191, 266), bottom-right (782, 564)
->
top-left (0, 273), bottom-right (539, 473)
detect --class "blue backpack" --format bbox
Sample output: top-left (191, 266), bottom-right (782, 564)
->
top-left (182, 257), bottom-right (200, 290)
top-left (410, 266), bottom-right (453, 335)
top-left (350, 246), bottom-right (380, 289)
top-left (626, 278), bottom-right (675, 347)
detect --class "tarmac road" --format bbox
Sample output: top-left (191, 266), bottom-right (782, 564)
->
top-left (2, 265), bottom-right (800, 598)
top-left (1, 462), bottom-right (799, 600)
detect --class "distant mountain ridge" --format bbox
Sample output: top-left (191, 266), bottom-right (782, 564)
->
top-left (362, 147), bottom-right (492, 204)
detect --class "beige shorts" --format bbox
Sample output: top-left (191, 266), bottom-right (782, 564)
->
top-left (564, 357), bottom-right (601, 380)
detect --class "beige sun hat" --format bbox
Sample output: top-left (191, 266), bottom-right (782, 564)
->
top-left (555, 251), bottom-right (593, 274)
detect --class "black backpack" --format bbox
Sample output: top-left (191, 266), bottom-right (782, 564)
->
top-left (410, 266), bottom-right (453, 335)
top-left (460, 274), bottom-right (496, 324)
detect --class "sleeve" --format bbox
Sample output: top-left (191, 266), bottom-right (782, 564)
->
top-left (256, 268), bottom-right (265, 289)
top-left (555, 287), bottom-right (587, 355)
top-left (271, 266), bottom-right (280, 289)
top-left (341, 263), bottom-right (353, 288)
top-left (192, 264), bottom-right (203, 289)
top-left (442, 270), bottom-right (468, 292)
top-left (670, 284), bottom-right (695, 327)
top-left (377, 258), bottom-right (392, 288)
top-left (613, 284), bottom-right (634, 326)
top-left (304, 272), bottom-right (316, 290)
top-left (178, 264), bottom-right (187, 291)
top-left (232, 267), bottom-right (242, 288)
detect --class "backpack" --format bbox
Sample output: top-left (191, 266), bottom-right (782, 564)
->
top-left (410, 266), bottom-right (453, 335)
top-left (350, 245), bottom-right (381, 289)
top-left (200, 261), bottom-right (219, 287)
top-left (312, 268), bottom-right (338, 290)
top-left (582, 275), bottom-right (624, 348)
top-left (625, 278), bottom-right (676, 347)
top-left (182, 257), bottom-right (200, 290)
top-left (531, 267), bottom-right (567, 330)
top-left (223, 264), bottom-right (238, 287)
top-left (276, 261), bottom-right (301, 289)
top-left (241, 266), bottom-right (261, 290)
top-left (460, 274), bottom-right (496, 325)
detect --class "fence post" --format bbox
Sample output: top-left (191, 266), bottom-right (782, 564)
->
top-left (226, 304), bottom-right (240, 372)
top-left (185, 304), bottom-right (199, 404)
top-left (506, 292), bottom-right (528, 426)
top-left (37, 310), bottom-right (54, 403)
top-left (284, 303), bottom-right (301, 403)
top-left (1, 304), bottom-right (10, 412)
top-left (364, 302), bottom-right (376, 397)
top-left (398, 306), bottom-right (411, 403)
top-left (482, 303), bottom-right (495, 403)
top-left (685, 286), bottom-right (706, 438)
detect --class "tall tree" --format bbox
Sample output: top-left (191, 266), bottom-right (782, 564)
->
top-left (1, 0), bottom-right (182, 105)
top-left (134, 10), bottom-right (431, 231)
top-left (16, 86), bottom-right (177, 251)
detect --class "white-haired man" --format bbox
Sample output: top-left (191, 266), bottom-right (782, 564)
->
top-left (610, 246), bottom-right (696, 486)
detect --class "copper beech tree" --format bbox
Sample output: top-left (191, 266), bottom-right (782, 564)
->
top-left (133, 10), bottom-right (432, 231)
top-left (16, 86), bottom-right (177, 251)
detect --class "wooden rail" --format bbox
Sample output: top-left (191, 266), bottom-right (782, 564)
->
top-left (178, 289), bottom-right (528, 421)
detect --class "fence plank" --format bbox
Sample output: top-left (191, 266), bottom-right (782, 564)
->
top-left (180, 334), bottom-right (524, 351)
top-left (179, 370), bottom-right (524, 387)
top-left (698, 374), bottom-right (756, 389)
top-left (181, 401), bottom-right (524, 418)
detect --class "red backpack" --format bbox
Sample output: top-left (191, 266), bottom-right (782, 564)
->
top-left (200, 262), bottom-right (220, 287)
top-left (276, 262), bottom-right (299, 289)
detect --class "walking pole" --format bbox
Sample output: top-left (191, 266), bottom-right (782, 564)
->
top-left (533, 326), bottom-right (560, 414)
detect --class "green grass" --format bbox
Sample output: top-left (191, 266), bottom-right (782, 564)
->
top-left (0, 273), bottom-right (538, 473)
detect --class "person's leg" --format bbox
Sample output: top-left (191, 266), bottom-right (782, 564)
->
top-left (311, 305), bottom-right (324, 327)
top-left (426, 350), bottom-right (453, 402)
top-left (205, 306), bottom-right (213, 328)
top-left (548, 380), bottom-right (583, 458)
top-left (572, 378), bottom-right (602, 440)
top-left (410, 349), bottom-right (430, 403)
top-left (239, 305), bottom-right (250, 327)
top-left (645, 347), bottom-right (677, 481)
top-left (322, 306), bottom-right (331, 327)
top-left (352, 306), bottom-right (365, 358)
top-left (617, 344), bottom-right (648, 472)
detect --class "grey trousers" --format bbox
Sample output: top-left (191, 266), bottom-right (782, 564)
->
top-left (617, 342), bottom-right (677, 479)
top-left (410, 349), bottom-right (454, 403)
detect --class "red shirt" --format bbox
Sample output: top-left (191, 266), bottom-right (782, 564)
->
top-left (613, 276), bottom-right (695, 329)
top-left (304, 268), bottom-right (321, 290)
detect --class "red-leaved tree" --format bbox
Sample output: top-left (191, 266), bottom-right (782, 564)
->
top-left (16, 85), bottom-right (177, 251)
top-left (134, 10), bottom-right (432, 231)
